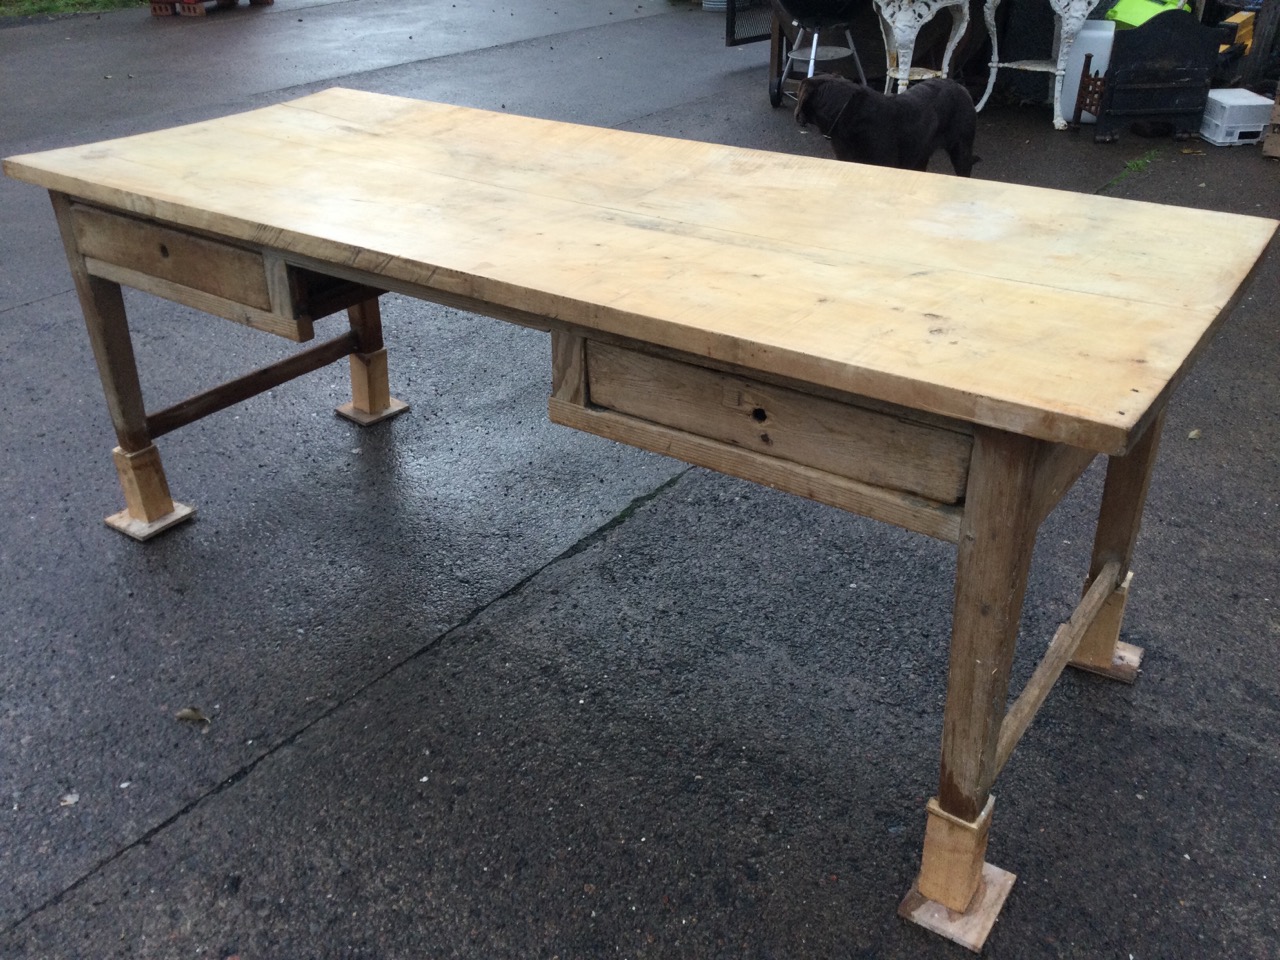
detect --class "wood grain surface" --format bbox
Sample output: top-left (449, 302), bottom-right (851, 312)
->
top-left (7, 88), bottom-right (1274, 453)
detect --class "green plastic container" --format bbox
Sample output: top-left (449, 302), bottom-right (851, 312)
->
top-left (1104, 0), bottom-right (1189, 28)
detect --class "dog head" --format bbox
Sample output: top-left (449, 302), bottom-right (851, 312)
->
top-left (793, 74), bottom-right (827, 129)
top-left (794, 74), bottom-right (859, 133)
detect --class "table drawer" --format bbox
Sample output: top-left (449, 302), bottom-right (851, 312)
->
top-left (583, 341), bottom-right (971, 505)
top-left (66, 204), bottom-right (383, 343)
top-left (71, 202), bottom-right (274, 312)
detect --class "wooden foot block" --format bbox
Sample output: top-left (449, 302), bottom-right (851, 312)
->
top-left (112, 444), bottom-right (177, 524)
top-left (1070, 571), bottom-right (1134, 671)
top-left (917, 795), bottom-right (994, 911)
top-left (348, 348), bottom-right (392, 415)
top-left (106, 501), bottom-right (195, 541)
top-left (1070, 639), bottom-right (1143, 683)
top-left (899, 861), bottom-right (1017, 953)
top-left (108, 441), bottom-right (192, 540)
top-left (335, 397), bottom-right (409, 426)
top-left (151, 2), bottom-right (176, 14)
top-left (1070, 572), bottom-right (1142, 683)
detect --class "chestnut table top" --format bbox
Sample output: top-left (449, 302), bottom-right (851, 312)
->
top-left (7, 87), bottom-right (1274, 454)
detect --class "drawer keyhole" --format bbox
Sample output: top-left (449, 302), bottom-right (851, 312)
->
top-left (158, 243), bottom-right (170, 259)
top-left (751, 407), bottom-right (767, 423)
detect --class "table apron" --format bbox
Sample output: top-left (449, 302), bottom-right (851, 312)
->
top-left (65, 200), bottom-right (379, 343)
top-left (549, 329), bottom-right (974, 542)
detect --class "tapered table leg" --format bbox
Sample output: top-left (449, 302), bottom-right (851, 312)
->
top-left (335, 297), bottom-right (409, 426)
top-left (1069, 410), bottom-right (1165, 681)
top-left (50, 192), bottom-right (194, 540)
top-left (900, 427), bottom-right (1042, 951)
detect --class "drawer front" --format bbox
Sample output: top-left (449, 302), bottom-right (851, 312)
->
top-left (585, 340), bottom-right (972, 504)
top-left (71, 203), bottom-right (272, 311)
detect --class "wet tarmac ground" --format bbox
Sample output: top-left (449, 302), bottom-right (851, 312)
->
top-left (1, 2), bottom-right (1277, 957)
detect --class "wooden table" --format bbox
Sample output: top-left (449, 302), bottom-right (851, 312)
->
top-left (5, 88), bottom-right (1274, 951)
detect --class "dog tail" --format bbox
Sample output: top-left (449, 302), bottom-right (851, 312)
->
top-left (950, 151), bottom-right (981, 177)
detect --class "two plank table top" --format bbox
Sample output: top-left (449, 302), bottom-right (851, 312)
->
top-left (5, 88), bottom-right (1275, 950)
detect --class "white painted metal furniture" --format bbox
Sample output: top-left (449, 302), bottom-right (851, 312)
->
top-left (872, 0), bottom-right (971, 92)
top-left (974, 0), bottom-right (1105, 128)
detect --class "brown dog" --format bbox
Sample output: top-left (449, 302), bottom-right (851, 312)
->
top-left (794, 73), bottom-right (978, 176)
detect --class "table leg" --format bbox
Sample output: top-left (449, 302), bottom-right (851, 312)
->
top-left (335, 297), bottom-right (409, 426)
top-left (899, 427), bottom-right (1039, 951)
top-left (49, 192), bottom-right (194, 540)
top-left (1069, 409), bottom-right (1165, 681)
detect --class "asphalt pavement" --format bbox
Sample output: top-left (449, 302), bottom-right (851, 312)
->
top-left (1, 2), bottom-right (1278, 957)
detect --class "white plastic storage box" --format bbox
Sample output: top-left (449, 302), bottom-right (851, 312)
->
top-left (1200, 89), bottom-right (1274, 146)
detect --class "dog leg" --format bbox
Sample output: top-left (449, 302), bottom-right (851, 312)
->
top-left (948, 142), bottom-right (975, 177)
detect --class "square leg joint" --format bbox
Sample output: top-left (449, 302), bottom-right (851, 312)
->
top-left (106, 445), bottom-right (194, 540)
top-left (900, 795), bottom-right (1014, 951)
top-left (900, 862), bottom-right (1017, 953)
top-left (918, 795), bottom-right (995, 911)
top-left (1070, 571), bottom-right (1143, 683)
top-left (336, 348), bottom-right (409, 426)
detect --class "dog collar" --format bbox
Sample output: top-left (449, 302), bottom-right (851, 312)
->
top-left (822, 91), bottom-right (859, 140)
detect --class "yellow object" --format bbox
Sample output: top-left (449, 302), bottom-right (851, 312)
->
top-left (1221, 11), bottom-right (1254, 53)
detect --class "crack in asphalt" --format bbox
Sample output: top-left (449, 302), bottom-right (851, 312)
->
top-left (0, 466), bottom-right (690, 936)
